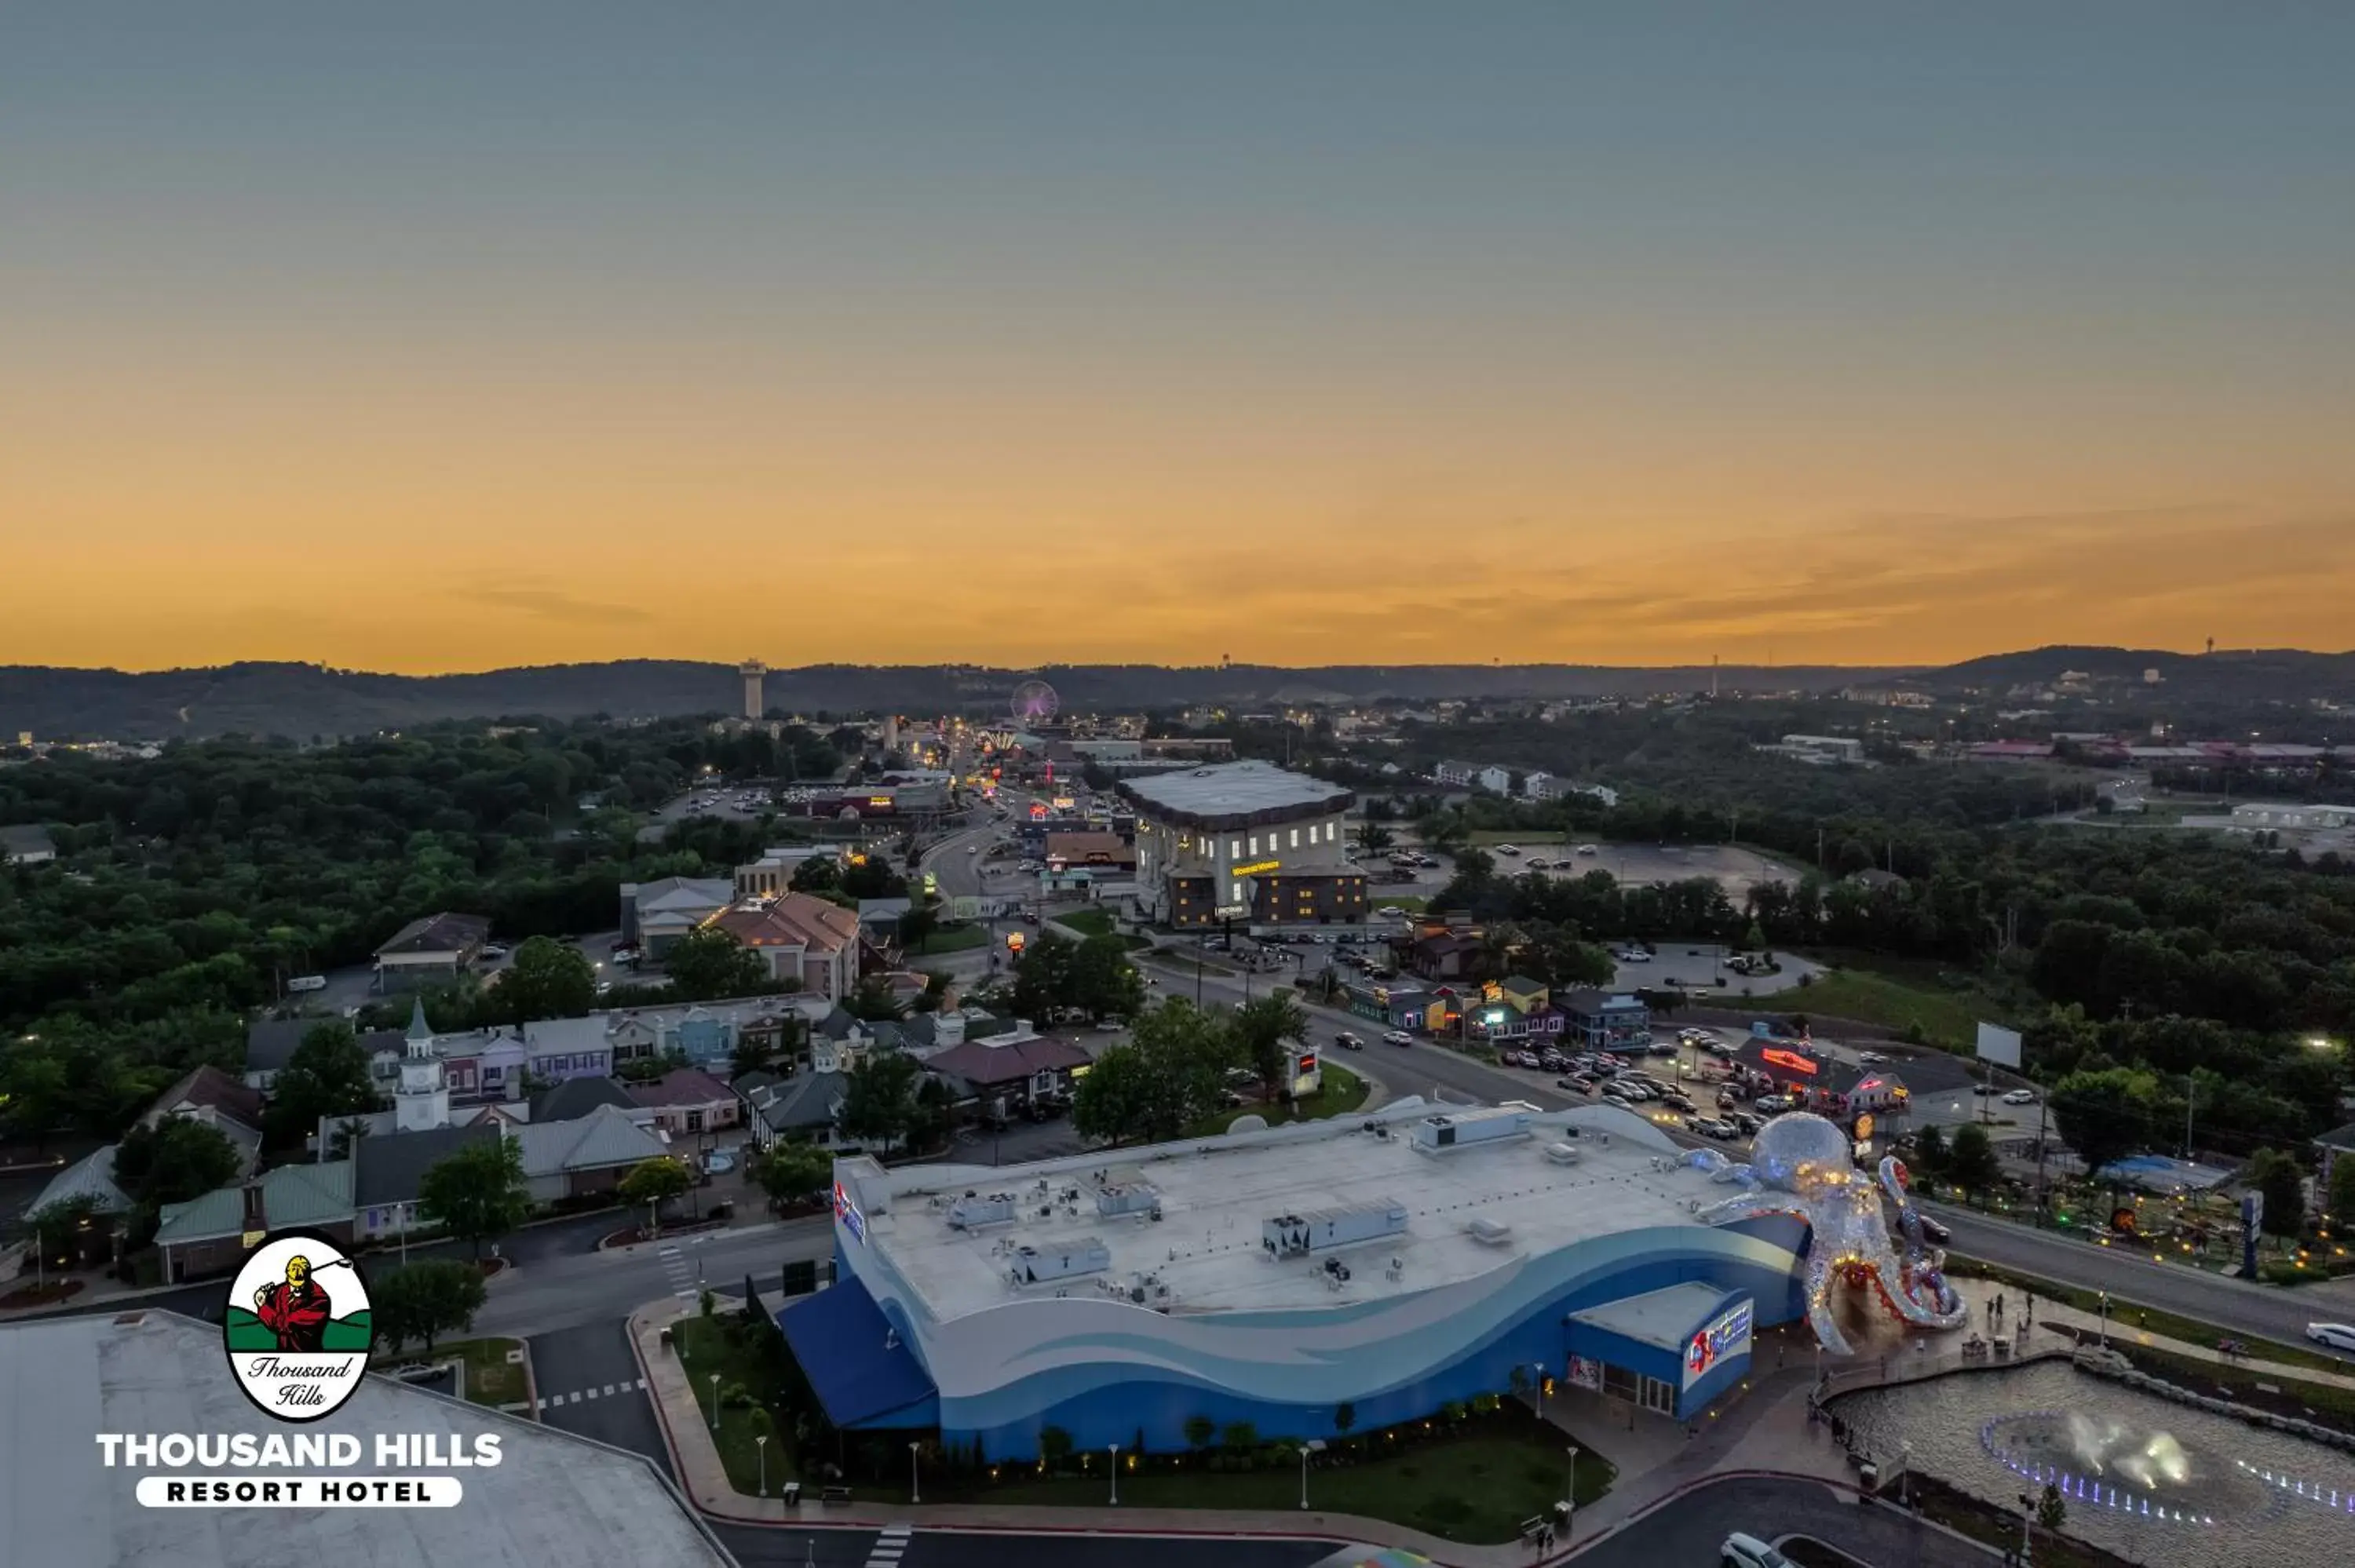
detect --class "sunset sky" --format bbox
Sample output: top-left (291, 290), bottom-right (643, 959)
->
top-left (7, 5), bottom-right (2353, 674)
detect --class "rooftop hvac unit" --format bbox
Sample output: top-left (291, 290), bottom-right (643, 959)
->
top-left (1467, 1218), bottom-right (1513, 1246)
top-left (1410, 1107), bottom-right (1532, 1152)
top-left (1261, 1198), bottom-right (1408, 1257)
top-left (1095, 1182), bottom-right (1160, 1219)
top-left (1008, 1237), bottom-right (1112, 1285)
top-left (948, 1193), bottom-right (1018, 1230)
top-left (1544, 1142), bottom-right (1583, 1165)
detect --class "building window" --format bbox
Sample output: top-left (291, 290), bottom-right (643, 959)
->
top-left (1287, 827), bottom-right (1298, 848)
top-left (1229, 839), bottom-right (1241, 860)
top-left (1248, 835), bottom-right (1258, 855)
top-left (1326, 822), bottom-right (1337, 843)
top-left (686, 1110), bottom-right (704, 1132)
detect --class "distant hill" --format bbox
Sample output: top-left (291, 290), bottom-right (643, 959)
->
top-left (12, 647), bottom-right (2347, 740)
top-left (0, 658), bottom-right (1894, 739)
top-left (1920, 645), bottom-right (2355, 702)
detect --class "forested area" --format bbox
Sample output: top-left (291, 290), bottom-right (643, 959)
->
top-left (1309, 706), bottom-right (2355, 1164)
top-left (0, 719), bottom-right (842, 1140)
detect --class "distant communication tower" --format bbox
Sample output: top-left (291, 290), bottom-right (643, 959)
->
top-left (738, 660), bottom-right (767, 720)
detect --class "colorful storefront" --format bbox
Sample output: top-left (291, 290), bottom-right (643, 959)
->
top-left (1563, 1282), bottom-right (1754, 1421)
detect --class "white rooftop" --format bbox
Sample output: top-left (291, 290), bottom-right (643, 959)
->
top-left (1568, 1280), bottom-right (1730, 1351)
top-left (0, 1311), bottom-right (736, 1568)
top-left (1118, 760), bottom-right (1351, 824)
top-left (858, 1103), bottom-right (1729, 1321)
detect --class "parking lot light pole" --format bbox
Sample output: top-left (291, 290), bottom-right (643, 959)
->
top-left (758, 1434), bottom-right (768, 1497)
top-left (1109, 1443), bottom-right (1119, 1505)
top-left (910, 1442), bottom-right (922, 1504)
top-left (708, 1374), bottom-right (721, 1430)
top-left (1298, 1439), bottom-right (1324, 1509)
top-left (1565, 1444), bottom-right (1579, 1534)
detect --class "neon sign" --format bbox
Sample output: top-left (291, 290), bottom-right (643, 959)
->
top-left (1232, 859), bottom-right (1280, 877)
top-left (1761, 1047), bottom-right (1819, 1076)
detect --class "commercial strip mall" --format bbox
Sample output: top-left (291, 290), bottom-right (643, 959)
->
top-left (778, 1100), bottom-right (1806, 1459)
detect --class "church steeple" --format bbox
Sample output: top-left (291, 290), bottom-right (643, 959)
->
top-left (395, 995), bottom-right (450, 1132)
top-left (407, 997), bottom-right (433, 1056)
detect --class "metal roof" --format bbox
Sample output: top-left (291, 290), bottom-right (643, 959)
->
top-left (155, 1161), bottom-right (356, 1246)
top-left (0, 1311), bottom-right (736, 1568)
top-left (1116, 761), bottom-right (1353, 829)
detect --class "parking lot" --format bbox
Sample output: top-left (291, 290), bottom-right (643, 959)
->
top-left (1484, 840), bottom-right (1806, 898)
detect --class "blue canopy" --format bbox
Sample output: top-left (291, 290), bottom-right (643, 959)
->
top-left (776, 1273), bottom-right (938, 1429)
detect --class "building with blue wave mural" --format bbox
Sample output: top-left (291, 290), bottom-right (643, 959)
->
top-left (780, 1100), bottom-right (1809, 1460)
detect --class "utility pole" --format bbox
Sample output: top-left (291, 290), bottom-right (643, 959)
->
top-left (2184, 1074), bottom-right (2196, 1161)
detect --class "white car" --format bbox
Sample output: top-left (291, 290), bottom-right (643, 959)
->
top-left (2307, 1322), bottom-right (2355, 1352)
top-left (1382, 1030), bottom-right (1415, 1047)
top-left (1575, 844), bottom-right (1598, 855)
top-left (1857, 1050), bottom-right (1886, 1064)
top-left (1497, 844), bottom-right (1521, 856)
top-left (1377, 906), bottom-right (1406, 918)
top-left (2003, 1088), bottom-right (2038, 1105)
top-left (1617, 949), bottom-right (1650, 963)
top-left (1721, 1534), bottom-right (1791, 1568)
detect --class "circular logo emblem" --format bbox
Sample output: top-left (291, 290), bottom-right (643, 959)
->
top-left (223, 1230), bottom-right (372, 1422)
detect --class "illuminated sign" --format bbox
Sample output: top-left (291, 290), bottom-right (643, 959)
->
top-left (868, 796), bottom-right (894, 809)
top-left (1006, 932), bottom-right (1026, 952)
top-left (1761, 1047), bottom-right (1819, 1076)
top-left (1684, 1298), bottom-right (1754, 1387)
top-left (1853, 1114), bottom-right (1875, 1143)
top-left (1232, 859), bottom-right (1280, 877)
top-left (1029, 803), bottom-right (1048, 820)
top-left (1297, 1051), bottom-right (1320, 1076)
top-left (833, 1180), bottom-right (867, 1245)
top-left (1051, 797), bottom-right (1076, 811)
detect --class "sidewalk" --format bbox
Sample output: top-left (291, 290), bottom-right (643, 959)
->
top-left (1941, 1271), bottom-right (2355, 1391)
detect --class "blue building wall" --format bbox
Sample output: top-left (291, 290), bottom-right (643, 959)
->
top-left (940, 1215), bottom-right (1808, 1460)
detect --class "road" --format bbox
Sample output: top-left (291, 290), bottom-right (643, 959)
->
top-left (529, 1319), bottom-right (668, 1465)
top-left (473, 1217), bottom-right (838, 1338)
top-left (716, 1524), bottom-right (1340, 1568)
top-left (1921, 1200), bottom-right (2347, 1350)
top-left (1570, 1475), bottom-right (1981, 1567)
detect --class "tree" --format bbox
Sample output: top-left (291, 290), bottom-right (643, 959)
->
top-left (845, 972), bottom-right (908, 1023)
top-left (665, 928), bottom-right (773, 1002)
top-left (2247, 1147), bottom-right (2307, 1238)
top-left (1011, 930), bottom-right (1079, 1021)
top-left (838, 1051), bottom-right (922, 1150)
top-left (1039, 1424), bottom-right (1075, 1470)
top-left (488, 935), bottom-right (597, 1023)
top-left (416, 1136), bottom-right (532, 1260)
top-left (2328, 1154), bottom-right (2355, 1228)
top-left (265, 1021), bottom-right (381, 1147)
top-left (2048, 1067), bottom-right (2163, 1185)
top-left (1353, 822), bottom-right (1394, 854)
top-left (1072, 1001), bottom-right (1238, 1145)
top-left (25, 1194), bottom-right (107, 1264)
top-left (1221, 1422), bottom-right (1258, 1455)
top-left (1068, 934), bottom-right (1145, 1022)
top-left (790, 855), bottom-right (841, 895)
top-left (1183, 1415), bottom-right (1216, 1452)
top-left (1911, 1123), bottom-right (1948, 1180)
top-left (618, 1156), bottom-right (695, 1237)
top-left (371, 1258), bottom-right (487, 1358)
top-left (755, 1141), bottom-right (834, 1209)
top-left (1231, 991), bottom-right (1309, 1100)
top-left (2036, 1480), bottom-right (2068, 1531)
top-left (896, 899), bottom-right (941, 955)
top-left (1333, 1401), bottom-right (1356, 1437)
top-left (1944, 1123), bottom-right (2001, 1202)
top-left (0, 1040), bottom-right (70, 1150)
top-left (112, 1116), bottom-right (242, 1216)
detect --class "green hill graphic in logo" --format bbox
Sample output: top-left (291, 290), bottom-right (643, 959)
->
top-left (225, 1305), bottom-right (374, 1354)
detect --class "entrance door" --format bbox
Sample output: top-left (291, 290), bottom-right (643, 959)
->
top-left (1638, 1375), bottom-right (1677, 1416)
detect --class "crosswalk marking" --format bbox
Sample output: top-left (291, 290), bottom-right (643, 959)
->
top-left (864, 1526), bottom-right (913, 1568)
top-left (535, 1377), bottom-right (648, 1414)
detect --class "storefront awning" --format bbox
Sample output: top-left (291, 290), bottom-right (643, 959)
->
top-left (776, 1274), bottom-right (938, 1428)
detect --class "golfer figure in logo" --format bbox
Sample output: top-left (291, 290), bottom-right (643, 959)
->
top-left (253, 1253), bottom-right (333, 1352)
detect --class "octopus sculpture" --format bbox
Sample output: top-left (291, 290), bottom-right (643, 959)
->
top-left (1680, 1111), bottom-right (1966, 1355)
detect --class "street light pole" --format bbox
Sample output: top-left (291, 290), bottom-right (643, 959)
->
top-left (1565, 1443), bottom-right (1579, 1536)
top-left (909, 1441), bottom-right (922, 1504)
top-left (1108, 1443), bottom-right (1119, 1505)
top-left (758, 1434), bottom-right (769, 1498)
top-left (1900, 1439), bottom-right (1911, 1508)
top-left (2098, 1289), bottom-right (2109, 1349)
top-left (708, 1374), bottom-right (721, 1430)
top-left (1298, 1438), bottom-right (1325, 1509)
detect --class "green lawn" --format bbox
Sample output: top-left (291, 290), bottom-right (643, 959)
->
top-left (1375, 895), bottom-right (1429, 913)
top-left (674, 1315), bottom-right (794, 1495)
top-left (1192, 1062), bottom-right (1368, 1136)
top-left (363, 1335), bottom-right (526, 1407)
top-left (1052, 908), bottom-right (1119, 938)
top-left (951, 1423), bottom-right (1612, 1544)
top-left (911, 924), bottom-right (990, 954)
top-left (1712, 954), bottom-right (2021, 1049)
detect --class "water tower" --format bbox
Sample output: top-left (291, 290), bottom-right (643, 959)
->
top-left (738, 660), bottom-right (767, 720)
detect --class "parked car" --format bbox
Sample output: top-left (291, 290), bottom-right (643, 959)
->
top-left (1383, 1030), bottom-right (1415, 1046)
top-left (1497, 844), bottom-right (1521, 856)
top-left (1721, 1532), bottom-right (1791, 1568)
top-left (1334, 1031), bottom-right (1365, 1051)
top-left (1857, 1049), bottom-right (1887, 1065)
top-left (1973, 1082), bottom-right (1999, 1096)
top-left (1601, 1090), bottom-right (1635, 1110)
top-left (2307, 1322), bottom-right (2355, 1352)
top-left (1616, 948), bottom-right (1651, 963)
top-left (2003, 1088), bottom-right (2038, 1105)
top-left (287, 974), bottom-right (328, 994)
top-left (479, 944), bottom-right (510, 961)
top-left (1728, 1110), bottom-right (1763, 1136)
top-left (1754, 1095), bottom-right (1795, 1114)
top-left (1560, 1074), bottom-right (1595, 1093)
top-left (1661, 1091), bottom-right (1697, 1114)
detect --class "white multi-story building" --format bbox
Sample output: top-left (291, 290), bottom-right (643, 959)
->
top-left (1119, 761), bottom-right (1364, 927)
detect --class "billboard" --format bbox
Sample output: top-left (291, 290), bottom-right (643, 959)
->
top-left (1290, 1048), bottom-right (1322, 1098)
top-left (1975, 1023), bottom-right (2023, 1070)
